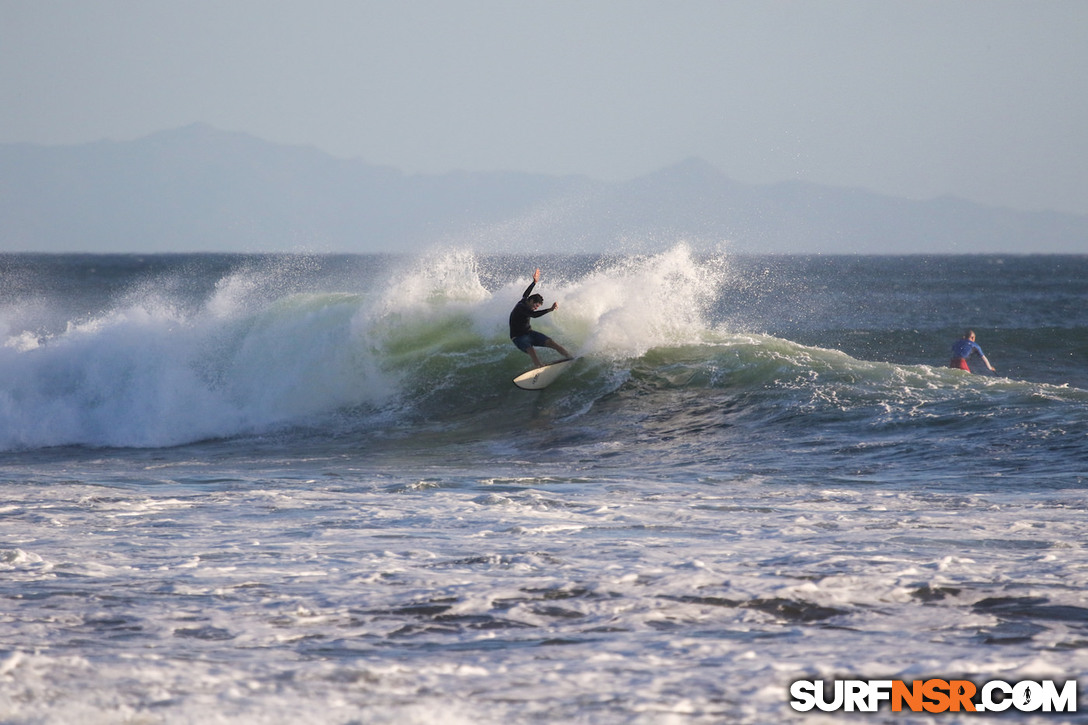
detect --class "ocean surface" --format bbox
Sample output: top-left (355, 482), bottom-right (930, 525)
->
top-left (1, 247), bottom-right (1086, 724)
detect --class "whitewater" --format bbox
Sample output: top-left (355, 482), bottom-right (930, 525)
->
top-left (1, 246), bottom-right (1086, 723)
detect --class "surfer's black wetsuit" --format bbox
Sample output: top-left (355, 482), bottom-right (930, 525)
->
top-left (508, 280), bottom-right (553, 340)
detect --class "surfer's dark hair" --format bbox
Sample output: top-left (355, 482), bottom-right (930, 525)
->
top-left (527, 294), bottom-right (544, 305)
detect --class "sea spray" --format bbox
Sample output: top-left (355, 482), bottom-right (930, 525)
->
top-left (563, 243), bottom-right (729, 358)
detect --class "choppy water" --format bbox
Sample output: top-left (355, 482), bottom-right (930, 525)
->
top-left (1, 248), bottom-right (1085, 723)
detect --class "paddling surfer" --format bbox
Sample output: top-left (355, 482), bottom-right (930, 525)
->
top-left (949, 330), bottom-right (996, 373)
top-left (509, 268), bottom-right (571, 369)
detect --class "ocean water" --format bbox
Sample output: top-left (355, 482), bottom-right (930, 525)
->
top-left (0, 247), bottom-right (1086, 724)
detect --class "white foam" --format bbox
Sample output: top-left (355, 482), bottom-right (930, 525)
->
top-left (2, 470), bottom-right (1087, 723)
top-left (0, 269), bottom-right (399, 449)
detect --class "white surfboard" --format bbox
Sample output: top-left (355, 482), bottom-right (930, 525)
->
top-left (512, 358), bottom-right (576, 390)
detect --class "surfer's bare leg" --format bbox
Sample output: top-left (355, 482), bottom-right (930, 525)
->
top-left (527, 347), bottom-right (543, 368)
top-left (545, 340), bottom-right (571, 359)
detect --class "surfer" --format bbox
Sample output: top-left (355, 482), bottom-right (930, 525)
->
top-left (949, 330), bottom-right (996, 373)
top-left (509, 268), bottom-right (571, 368)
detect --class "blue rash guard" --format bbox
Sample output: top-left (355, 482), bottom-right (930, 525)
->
top-left (951, 339), bottom-right (984, 360)
top-left (950, 338), bottom-right (985, 370)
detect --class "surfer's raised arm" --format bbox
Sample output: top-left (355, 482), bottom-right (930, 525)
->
top-left (508, 268), bottom-right (572, 370)
top-left (519, 267), bottom-right (542, 301)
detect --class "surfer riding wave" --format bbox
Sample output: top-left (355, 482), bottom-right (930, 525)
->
top-left (509, 268), bottom-right (572, 369)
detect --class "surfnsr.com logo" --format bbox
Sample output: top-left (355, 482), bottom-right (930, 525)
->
top-left (790, 679), bottom-right (1078, 714)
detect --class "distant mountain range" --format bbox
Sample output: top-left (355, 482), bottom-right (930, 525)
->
top-left (2, 123), bottom-right (1085, 254)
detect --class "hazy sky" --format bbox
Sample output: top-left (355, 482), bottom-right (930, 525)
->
top-left (3, 0), bottom-right (1087, 216)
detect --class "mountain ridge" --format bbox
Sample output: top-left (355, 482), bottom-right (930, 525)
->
top-left (1, 124), bottom-right (1084, 254)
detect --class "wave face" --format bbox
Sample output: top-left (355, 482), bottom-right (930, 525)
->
top-left (1, 249), bottom-right (1086, 483)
